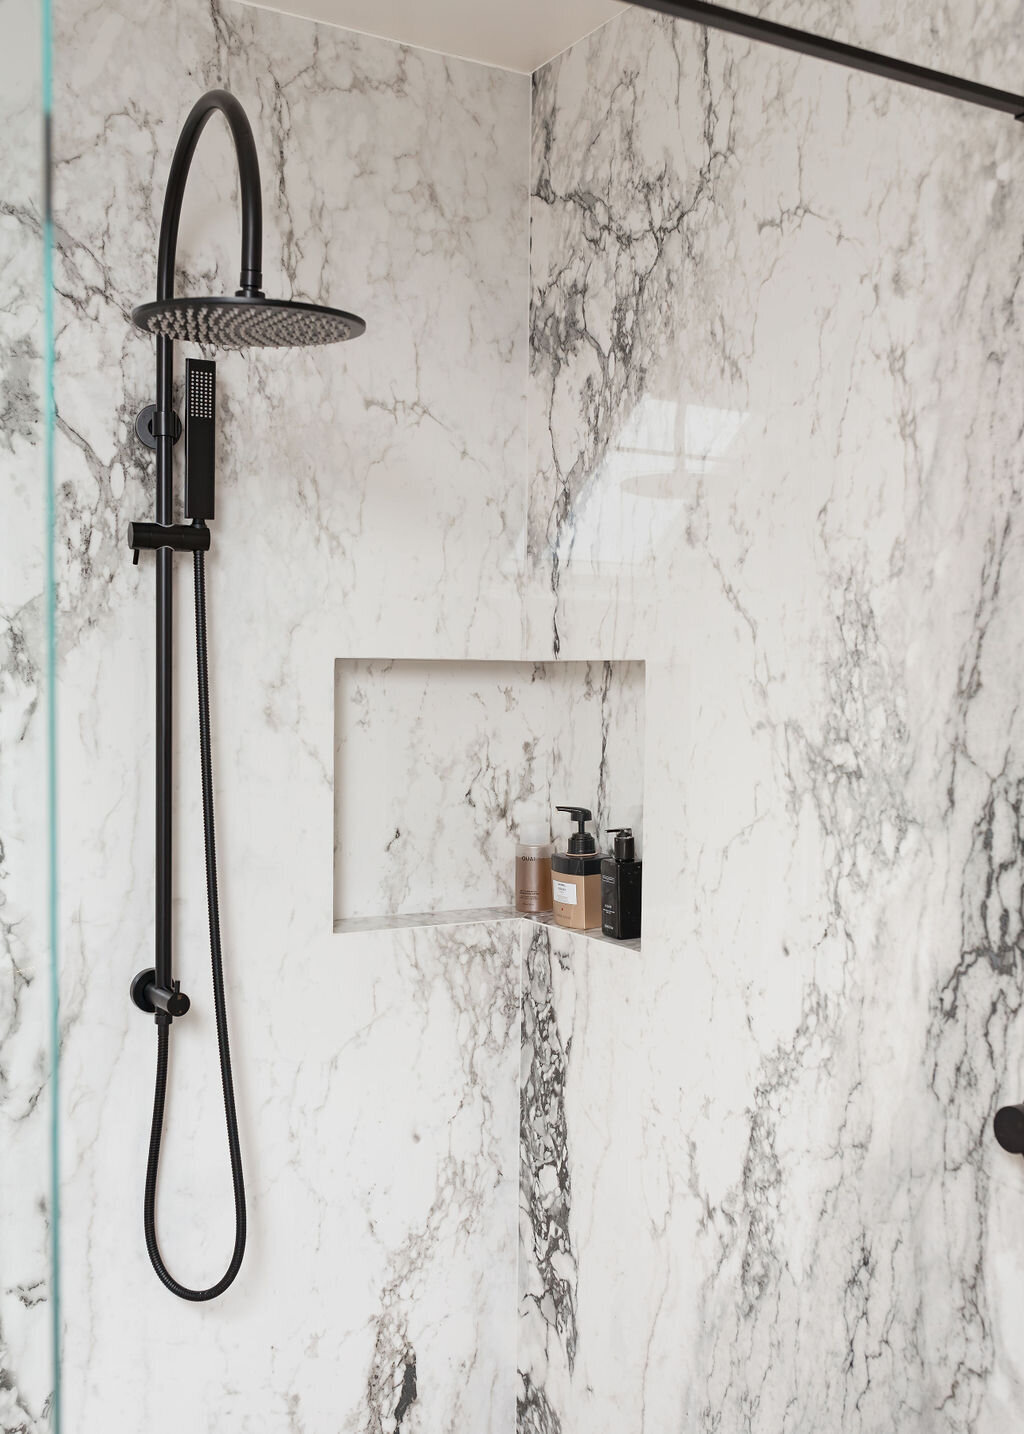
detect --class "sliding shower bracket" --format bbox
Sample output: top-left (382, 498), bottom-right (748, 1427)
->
top-left (127, 519), bottom-right (211, 565)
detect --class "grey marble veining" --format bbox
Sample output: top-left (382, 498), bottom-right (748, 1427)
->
top-left (0, 0), bottom-right (52, 1428)
top-left (526, 5), bottom-right (1024, 1431)
top-left (518, 923), bottom-right (577, 1434)
top-left (5, 0), bottom-right (1024, 1428)
top-left (49, 0), bottom-right (528, 1428)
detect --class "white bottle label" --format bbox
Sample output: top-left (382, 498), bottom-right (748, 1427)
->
top-left (553, 879), bottom-right (577, 905)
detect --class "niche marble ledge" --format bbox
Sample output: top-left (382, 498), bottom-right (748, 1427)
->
top-left (333, 906), bottom-right (642, 953)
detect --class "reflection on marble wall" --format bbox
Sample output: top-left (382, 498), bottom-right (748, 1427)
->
top-left (51, 0), bottom-right (527, 1427)
top-left (0, 0), bottom-right (51, 1427)
top-left (335, 658), bottom-right (644, 920)
top-left (528, 5), bottom-right (1024, 1431)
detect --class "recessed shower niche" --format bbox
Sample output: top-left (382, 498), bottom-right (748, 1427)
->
top-left (333, 658), bottom-right (645, 930)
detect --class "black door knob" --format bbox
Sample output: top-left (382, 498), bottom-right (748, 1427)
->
top-left (994, 1103), bottom-right (1024, 1154)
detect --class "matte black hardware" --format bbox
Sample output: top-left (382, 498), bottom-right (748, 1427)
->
top-left (133, 295), bottom-right (364, 348)
top-left (606, 827), bottom-right (636, 862)
top-left (128, 88), bottom-right (365, 1306)
top-left (128, 520), bottom-right (211, 563)
top-left (601, 828), bottom-right (643, 940)
top-left (130, 968), bottom-right (156, 1013)
top-left (157, 90), bottom-right (265, 306)
top-left (556, 805), bottom-right (598, 855)
top-left (627, 0), bottom-right (1024, 121)
top-left (132, 89), bottom-right (263, 1306)
top-left (185, 358), bottom-right (216, 521)
top-left (994, 1104), bottom-right (1024, 1155)
top-left (129, 88), bottom-right (364, 349)
top-left (131, 968), bottom-right (191, 1019)
top-left (135, 404), bottom-right (182, 451)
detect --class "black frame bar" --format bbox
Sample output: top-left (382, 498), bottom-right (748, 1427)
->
top-left (628, 0), bottom-right (1024, 121)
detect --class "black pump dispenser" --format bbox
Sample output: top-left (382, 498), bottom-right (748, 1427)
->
top-left (608, 827), bottom-right (635, 861)
top-left (556, 805), bottom-right (597, 854)
top-left (601, 825), bottom-right (642, 940)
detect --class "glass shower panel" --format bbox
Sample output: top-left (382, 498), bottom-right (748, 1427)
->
top-left (0, 0), bottom-right (58, 1428)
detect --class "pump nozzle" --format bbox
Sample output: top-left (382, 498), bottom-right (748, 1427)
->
top-left (555, 805), bottom-right (597, 855)
top-left (607, 827), bottom-right (635, 861)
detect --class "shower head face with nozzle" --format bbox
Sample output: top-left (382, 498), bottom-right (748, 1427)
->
top-left (132, 294), bottom-right (366, 350)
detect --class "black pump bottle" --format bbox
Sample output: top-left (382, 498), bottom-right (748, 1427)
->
top-left (601, 827), bottom-right (642, 940)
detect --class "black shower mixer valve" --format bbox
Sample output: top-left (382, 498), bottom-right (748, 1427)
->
top-left (130, 968), bottom-right (190, 1020)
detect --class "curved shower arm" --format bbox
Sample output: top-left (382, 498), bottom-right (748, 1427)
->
top-left (156, 88), bottom-right (264, 302)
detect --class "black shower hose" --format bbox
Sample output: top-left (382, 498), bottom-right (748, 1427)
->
top-left (143, 546), bottom-right (246, 1301)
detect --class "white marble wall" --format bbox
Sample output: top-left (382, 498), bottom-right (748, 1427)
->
top-left (51, 0), bottom-right (527, 1428)
top-left (523, 5), bottom-right (1024, 1432)
top-left (0, 0), bottom-right (52, 1427)
top-left (14, 0), bottom-right (1023, 1428)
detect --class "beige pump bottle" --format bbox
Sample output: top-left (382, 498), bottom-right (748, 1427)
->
top-left (551, 804), bottom-right (603, 930)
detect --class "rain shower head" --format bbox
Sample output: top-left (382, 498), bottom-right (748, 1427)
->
top-left (132, 295), bottom-right (365, 349)
top-left (133, 88), bottom-right (365, 354)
